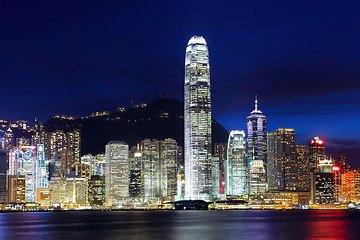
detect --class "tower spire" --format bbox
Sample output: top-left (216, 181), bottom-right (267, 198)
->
top-left (255, 94), bottom-right (258, 111)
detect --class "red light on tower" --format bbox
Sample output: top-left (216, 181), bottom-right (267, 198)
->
top-left (332, 166), bottom-right (340, 171)
top-left (317, 139), bottom-right (324, 145)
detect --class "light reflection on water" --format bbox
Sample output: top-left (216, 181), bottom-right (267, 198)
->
top-left (0, 210), bottom-right (358, 240)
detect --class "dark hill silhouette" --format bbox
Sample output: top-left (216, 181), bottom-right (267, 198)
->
top-left (44, 97), bottom-right (229, 155)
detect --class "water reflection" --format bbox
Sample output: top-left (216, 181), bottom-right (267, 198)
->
top-left (0, 210), bottom-right (359, 240)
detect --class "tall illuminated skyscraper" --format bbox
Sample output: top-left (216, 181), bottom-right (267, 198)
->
top-left (226, 130), bottom-right (247, 196)
top-left (105, 141), bottom-right (129, 206)
top-left (184, 36), bottom-right (212, 201)
top-left (267, 128), bottom-right (296, 191)
top-left (247, 96), bottom-right (267, 195)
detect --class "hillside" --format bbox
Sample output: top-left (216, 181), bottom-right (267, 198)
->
top-left (44, 98), bottom-right (229, 155)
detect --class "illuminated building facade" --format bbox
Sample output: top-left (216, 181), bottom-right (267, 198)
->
top-left (88, 175), bottom-right (105, 206)
top-left (314, 172), bottom-right (334, 204)
top-left (354, 169), bottom-right (360, 202)
top-left (184, 36), bottom-right (212, 201)
top-left (66, 129), bottom-right (81, 168)
top-left (81, 153), bottom-right (106, 177)
top-left (105, 141), bottom-right (129, 206)
top-left (339, 153), bottom-right (351, 174)
top-left (309, 137), bottom-right (325, 172)
top-left (36, 144), bottom-right (48, 189)
top-left (141, 139), bottom-right (161, 202)
top-left (0, 150), bottom-right (7, 202)
top-left (226, 130), bottom-right (247, 196)
top-left (7, 175), bottom-right (26, 203)
top-left (267, 128), bottom-right (296, 191)
top-left (247, 96), bottom-right (267, 195)
top-left (48, 177), bottom-right (66, 204)
top-left (16, 137), bottom-right (29, 147)
top-left (36, 188), bottom-right (52, 206)
top-left (160, 138), bottom-right (178, 197)
top-left (49, 131), bottom-right (67, 176)
top-left (341, 171), bottom-right (355, 202)
top-left (295, 145), bottom-right (310, 191)
top-left (65, 178), bottom-right (87, 204)
top-left (9, 146), bottom-right (37, 202)
top-left (129, 147), bottom-right (142, 199)
top-left (2, 127), bottom-right (14, 150)
top-left (212, 156), bottom-right (220, 196)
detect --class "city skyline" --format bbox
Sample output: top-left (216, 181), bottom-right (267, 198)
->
top-left (1, 1), bottom-right (360, 164)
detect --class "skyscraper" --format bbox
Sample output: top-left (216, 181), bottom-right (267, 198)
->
top-left (295, 144), bottom-right (310, 191)
top-left (309, 137), bottom-right (334, 203)
top-left (247, 96), bottom-right (267, 195)
top-left (214, 143), bottom-right (227, 194)
top-left (267, 128), bottom-right (296, 191)
top-left (226, 130), bottom-right (247, 196)
top-left (105, 141), bottom-right (129, 206)
top-left (184, 35), bottom-right (212, 201)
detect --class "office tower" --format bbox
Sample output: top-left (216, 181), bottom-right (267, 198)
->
top-left (295, 145), bottom-right (310, 191)
top-left (267, 128), bottom-right (296, 191)
top-left (333, 166), bottom-right (341, 202)
top-left (129, 146), bottom-right (142, 199)
top-left (309, 137), bottom-right (325, 172)
top-left (184, 35), bottom-right (212, 201)
top-left (212, 156), bottom-right (220, 196)
top-left (2, 127), bottom-right (14, 150)
top-left (9, 146), bottom-right (37, 202)
top-left (81, 153), bottom-right (106, 176)
top-left (88, 175), bottom-right (105, 206)
top-left (339, 153), bottom-right (351, 174)
top-left (214, 142), bottom-right (227, 194)
top-left (0, 150), bottom-right (7, 202)
top-left (7, 175), bottom-right (26, 203)
top-left (341, 171), bottom-right (355, 202)
top-left (105, 141), bottom-right (129, 206)
top-left (160, 138), bottom-right (178, 197)
top-left (65, 178), bottom-right (87, 204)
top-left (48, 177), bottom-right (66, 204)
top-left (36, 188), bottom-right (52, 206)
top-left (36, 144), bottom-right (48, 189)
top-left (141, 139), bottom-right (161, 202)
top-left (309, 137), bottom-right (334, 203)
top-left (226, 130), bottom-right (247, 196)
top-left (247, 96), bottom-right (267, 195)
top-left (49, 152), bottom-right (62, 178)
top-left (314, 172), bottom-right (335, 204)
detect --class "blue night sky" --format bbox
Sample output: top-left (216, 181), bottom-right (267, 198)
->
top-left (1, 1), bottom-right (360, 165)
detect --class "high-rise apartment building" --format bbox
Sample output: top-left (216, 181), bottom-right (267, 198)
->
top-left (267, 128), bottom-right (296, 191)
top-left (184, 36), bottom-right (212, 201)
top-left (105, 141), bottom-right (129, 206)
top-left (247, 96), bottom-right (267, 195)
top-left (226, 130), bottom-right (247, 196)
